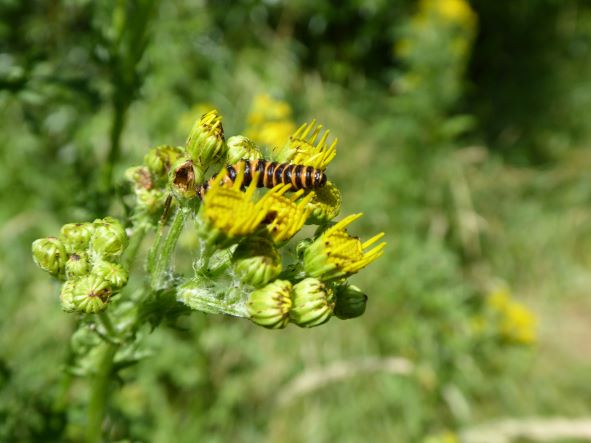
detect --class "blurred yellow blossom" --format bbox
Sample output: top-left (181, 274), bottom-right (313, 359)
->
top-left (487, 287), bottom-right (537, 345)
top-left (420, 0), bottom-right (477, 29)
top-left (245, 94), bottom-right (296, 148)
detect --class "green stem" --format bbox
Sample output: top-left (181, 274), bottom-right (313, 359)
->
top-left (150, 207), bottom-right (187, 289)
top-left (86, 342), bottom-right (118, 443)
top-left (101, 100), bottom-right (129, 199)
top-left (97, 311), bottom-right (118, 339)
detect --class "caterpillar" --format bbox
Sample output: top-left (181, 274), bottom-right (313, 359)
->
top-left (196, 159), bottom-right (327, 199)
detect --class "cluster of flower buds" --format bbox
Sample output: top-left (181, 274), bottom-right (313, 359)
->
top-left (176, 108), bottom-right (385, 328)
top-left (124, 145), bottom-right (184, 226)
top-left (246, 278), bottom-right (368, 329)
top-left (32, 217), bottom-right (129, 313)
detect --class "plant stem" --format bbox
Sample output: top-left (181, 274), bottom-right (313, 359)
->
top-left (86, 342), bottom-right (118, 443)
top-left (97, 311), bottom-right (118, 339)
top-left (150, 207), bottom-right (187, 290)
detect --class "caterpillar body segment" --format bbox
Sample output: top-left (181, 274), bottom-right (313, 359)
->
top-left (197, 159), bottom-right (327, 199)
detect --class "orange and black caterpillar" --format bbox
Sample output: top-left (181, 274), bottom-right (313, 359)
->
top-left (196, 159), bottom-right (327, 199)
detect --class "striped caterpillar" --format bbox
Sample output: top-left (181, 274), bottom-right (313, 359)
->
top-left (196, 159), bottom-right (327, 199)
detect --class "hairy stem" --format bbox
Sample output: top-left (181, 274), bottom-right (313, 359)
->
top-left (150, 207), bottom-right (187, 289)
top-left (86, 342), bottom-right (118, 443)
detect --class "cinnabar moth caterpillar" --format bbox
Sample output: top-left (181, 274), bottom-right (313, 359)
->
top-left (197, 159), bottom-right (327, 199)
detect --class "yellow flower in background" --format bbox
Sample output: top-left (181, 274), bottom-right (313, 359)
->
top-left (419, 0), bottom-right (477, 29)
top-left (245, 94), bottom-right (296, 148)
top-left (423, 431), bottom-right (459, 443)
top-left (487, 287), bottom-right (537, 345)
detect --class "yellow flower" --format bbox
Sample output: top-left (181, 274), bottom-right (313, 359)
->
top-left (487, 287), bottom-right (537, 345)
top-left (245, 94), bottom-right (296, 148)
top-left (199, 170), bottom-right (267, 242)
top-left (275, 120), bottom-right (337, 170)
top-left (303, 213), bottom-right (386, 280)
top-left (418, 0), bottom-right (477, 29)
top-left (260, 185), bottom-right (314, 243)
top-left (305, 180), bottom-right (341, 225)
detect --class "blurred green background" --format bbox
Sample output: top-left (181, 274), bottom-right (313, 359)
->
top-left (2, 0), bottom-right (591, 442)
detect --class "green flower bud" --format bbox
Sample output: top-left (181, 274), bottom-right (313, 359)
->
top-left (233, 235), bottom-right (282, 287)
top-left (92, 259), bottom-right (128, 290)
top-left (306, 181), bottom-right (341, 225)
top-left (170, 158), bottom-right (203, 202)
top-left (59, 222), bottom-right (94, 254)
top-left (290, 278), bottom-right (335, 327)
top-left (65, 252), bottom-right (90, 279)
top-left (71, 275), bottom-right (113, 313)
top-left (90, 217), bottom-right (128, 260)
top-left (247, 280), bottom-right (292, 329)
top-left (124, 166), bottom-right (153, 190)
top-left (226, 135), bottom-right (262, 165)
top-left (136, 188), bottom-right (166, 214)
top-left (144, 145), bottom-right (184, 179)
top-left (186, 110), bottom-right (227, 167)
top-left (334, 284), bottom-right (367, 319)
top-left (32, 237), bottom-right (67, 278)
top-left (60, 279), bottom-right (77, 312)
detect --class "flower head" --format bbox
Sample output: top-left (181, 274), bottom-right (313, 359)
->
top-left (275, 120), bottom-right (337, 170)
top-left (186, 109), bottom-right (227, 167)
top-left (334, 284), bottom-right (368, 320)
top-left (89, 217), bottom-right (128, 260)
top-left (305, 180), bottom-right (341, 225)
top-left (247, 279), bottom-right (293, 329)
top-left (32, 237), bottom-right (67, 278)
top-left (260, 185), bottom-right (314, 243)
top-left (290, 278), bottom-right (335, 328)
top-left (198, 169), bottom-right (267, 244)
top-left (226, 135), bottom-right (263, 165)
top-left (70, 275), bottom-right (113, 314)
top-left (233, 234), bottom-right (282, 287)
top-left (303, 214), bottom-right (385, 280)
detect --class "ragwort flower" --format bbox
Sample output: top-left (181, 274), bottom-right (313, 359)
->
top-left (198, 169), bottom-right (267, 244)
top-left (275, 120), bottom-right (337, 170)
top-left (303, 213), bottom-right (385, 281)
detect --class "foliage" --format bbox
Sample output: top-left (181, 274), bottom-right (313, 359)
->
top-left (2, 1), bottom-right (591, 442)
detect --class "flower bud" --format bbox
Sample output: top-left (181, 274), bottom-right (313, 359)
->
top-left (65, 252), bottom-right (90, 279)
top-left (60, 279), bottom-right (77, 312)
top-left (59, 222), bottom-right (94, 254)
top-left (290, 278), bottom-right (335, 327)
top-left (89, 217), bottom-right (128, 260)
top-left (226, 135), bottom-right (262, 165)
top-left (306, 181), bottom-right (341, 225)
top-left (144, 145), bottom-right (184, 180)
top-left (186, 110), bottom-right (227, 167)
top-left (92, 259), bottom-right (129, 290)
top-left (334, 284), bottom-right (367, 320)
top-left (71, 275), bottom-right (113, 313)
top-left (233, 235), bottom-right (282, 287)
top-left (247, 280), bottom-right (292, 329)
top-left (32, 237), bottom-right (67, 278)
top-left (136, 188), bottom-right (166, 214)
top-left (124, 166), bottom-right (153, 190)
top-left (170, 158), bottom-right (203, 202)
